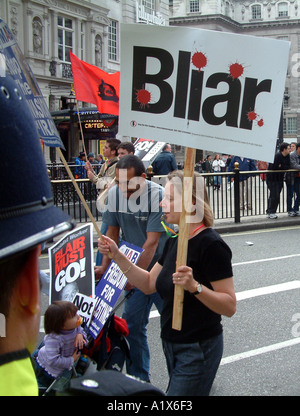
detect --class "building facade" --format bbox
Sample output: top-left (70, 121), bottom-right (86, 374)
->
top-left (169, 0), bottom-right (300, 146)
top-left (1, 1), bottom-right (298, 162)
top-left (0, 0), bottom-right (169, 161)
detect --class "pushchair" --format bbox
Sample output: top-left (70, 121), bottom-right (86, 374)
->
top-left (33, 291), bottom-right (132, 396)
top-left (33, 289), bottom-right (165, 396)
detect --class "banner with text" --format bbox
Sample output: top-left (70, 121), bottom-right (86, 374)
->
top-left (48, 224), bottom-right (95, 304)
top-left (0, 19), bottom-right (64, 148)
top-left (88, 241), bottom-right (143, 339)
top-left (120, 24), bottom-right (290, 162)
top-left (73, 293), bottom-right (97, 326)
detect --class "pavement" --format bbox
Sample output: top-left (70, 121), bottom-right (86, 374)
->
top-left (214, 212), bottom-right (300, 234)
top-left (43, 212), bottom-right (300, 253)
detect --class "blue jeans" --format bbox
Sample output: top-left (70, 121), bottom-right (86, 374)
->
top-left (122, 288), bottom-right (163, 381)
top-left (162, 332), bottom-right (223, 396)
top-left (293, 178), bottom-right (300, 211)
top-left (214, 176), bottom-right (221, 188)
top-left (287, 183), bottom-right (295, 212)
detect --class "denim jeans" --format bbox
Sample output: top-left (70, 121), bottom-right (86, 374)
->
top-left (122, 288), bottom-right (163, 381)
top-left (293, 178), bottom-right (300, 211)
top-left (287, 183), bottom-right (295, 212)
top-left (162, 332), bottom-right (223, 396)
top-left (213, 175), bottom-right (221, 188)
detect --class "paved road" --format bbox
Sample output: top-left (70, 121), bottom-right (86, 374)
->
top-left (38, 223), bottom-right (300, 396)
top-left (146, 224), bottom-right (300, 395)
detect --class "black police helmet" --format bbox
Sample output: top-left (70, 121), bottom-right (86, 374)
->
top-left (0, 75), bottom-right (74, 260)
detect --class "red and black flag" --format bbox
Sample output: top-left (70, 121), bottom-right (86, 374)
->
top-left (70, 52), bottom-right (120, 115)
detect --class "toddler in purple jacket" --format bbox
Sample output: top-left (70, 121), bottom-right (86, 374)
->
top-left (36, 301), bottom-right (87, 386)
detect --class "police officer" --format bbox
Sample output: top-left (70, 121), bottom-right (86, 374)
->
top-left (0, 74), bottom-right (74, 396)
top-left (0, 74), bottom-right (164, 398)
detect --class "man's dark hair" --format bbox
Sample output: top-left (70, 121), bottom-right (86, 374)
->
top-left (117, 141), bottom-right (135, 154)
top-left (280, 142), bottom-right (289, 152)
top-left (106, 138), bottom-right (121, 153)
top-left (162, 143), bottom-right (170, 151)
top-left (116, 154), bottom-right (146, 176)
top-left (296, 143), bottom-right (300, 150)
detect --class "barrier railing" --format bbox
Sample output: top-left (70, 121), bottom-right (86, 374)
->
top-left (49, 165), bottom-right (298, 223)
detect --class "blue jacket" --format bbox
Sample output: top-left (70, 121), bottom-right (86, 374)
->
top-left (75, 157), bottom-right (87, 178)
top-left (152, 151), bottom-right (177, 175)
top-left (228, 156), bottom-right (256, 181)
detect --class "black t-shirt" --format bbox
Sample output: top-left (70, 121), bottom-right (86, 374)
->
top-left (156, 228), bottom-right (233, 343)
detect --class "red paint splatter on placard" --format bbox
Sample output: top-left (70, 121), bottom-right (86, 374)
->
top-left (257, 119), bottom-right (264, 127)
top-left (136, 88), bottom-right (151, 108)
top-left (247, 110), bottom-right (264, 127)
top-left (248, 111), bottom-right (257, 121)
top-left (192, 51), bottom-right (207, 71)
top-left (229, 62), bottom-right (244, 79)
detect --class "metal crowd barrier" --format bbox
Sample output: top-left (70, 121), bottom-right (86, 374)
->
top-left (48, 163), bottom-right (298, 224)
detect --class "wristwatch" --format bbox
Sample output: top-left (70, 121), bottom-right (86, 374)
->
top-left (191, 283), bottom-right (202, 295)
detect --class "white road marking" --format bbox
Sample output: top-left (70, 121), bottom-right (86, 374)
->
top-left (235, 281), bottom-right (300, 301)
top-left (220, 338), bottom-right (300, 366)
top-left (233, 253), bottom-right (300, 267)
top-left (149, 280), bottom-right (300, 318)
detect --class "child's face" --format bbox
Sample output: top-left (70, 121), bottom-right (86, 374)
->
top-left (62, 313), bottom-right (82, 331)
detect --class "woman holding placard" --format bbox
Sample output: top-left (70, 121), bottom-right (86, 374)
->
top-left (98, 171), bottom-right (236, 396)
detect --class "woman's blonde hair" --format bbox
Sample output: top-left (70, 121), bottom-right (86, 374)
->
top-left (167, 170), bottom-right (214, 227)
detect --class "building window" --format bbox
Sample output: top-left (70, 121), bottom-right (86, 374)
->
top-left (283, 117), bottom-right (297, 134)
top-left (278, 2), bottom-right (288, 17)
top-left (58, 16), bottom-right (73, 62)
top-left (251, 4), bottom-right (262, 19)
top-left (108, 21), bottom-right (118, 61)
top-left (189, 0), bottom-right (200, 13)
top-left (283, 88), bottom-right (289, 108)
top-left (277, 35), bottom-right (289, 41)
top-left (142, 0), bottom-right (155, 13)
top-left (225, 1), bottom-right (231, 16)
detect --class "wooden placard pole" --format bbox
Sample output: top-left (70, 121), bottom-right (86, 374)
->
top-left (172, 147), bottom-right (196, 331)
top-left (57, 147), bottom-right (102, 239)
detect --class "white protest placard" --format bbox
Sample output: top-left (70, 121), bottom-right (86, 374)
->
top-left (73, 293), bottom-right (97, 326)
top-left (134, 138), bottom-right (165, 168)
top-left (119, 24), bottom-right (290, 162)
